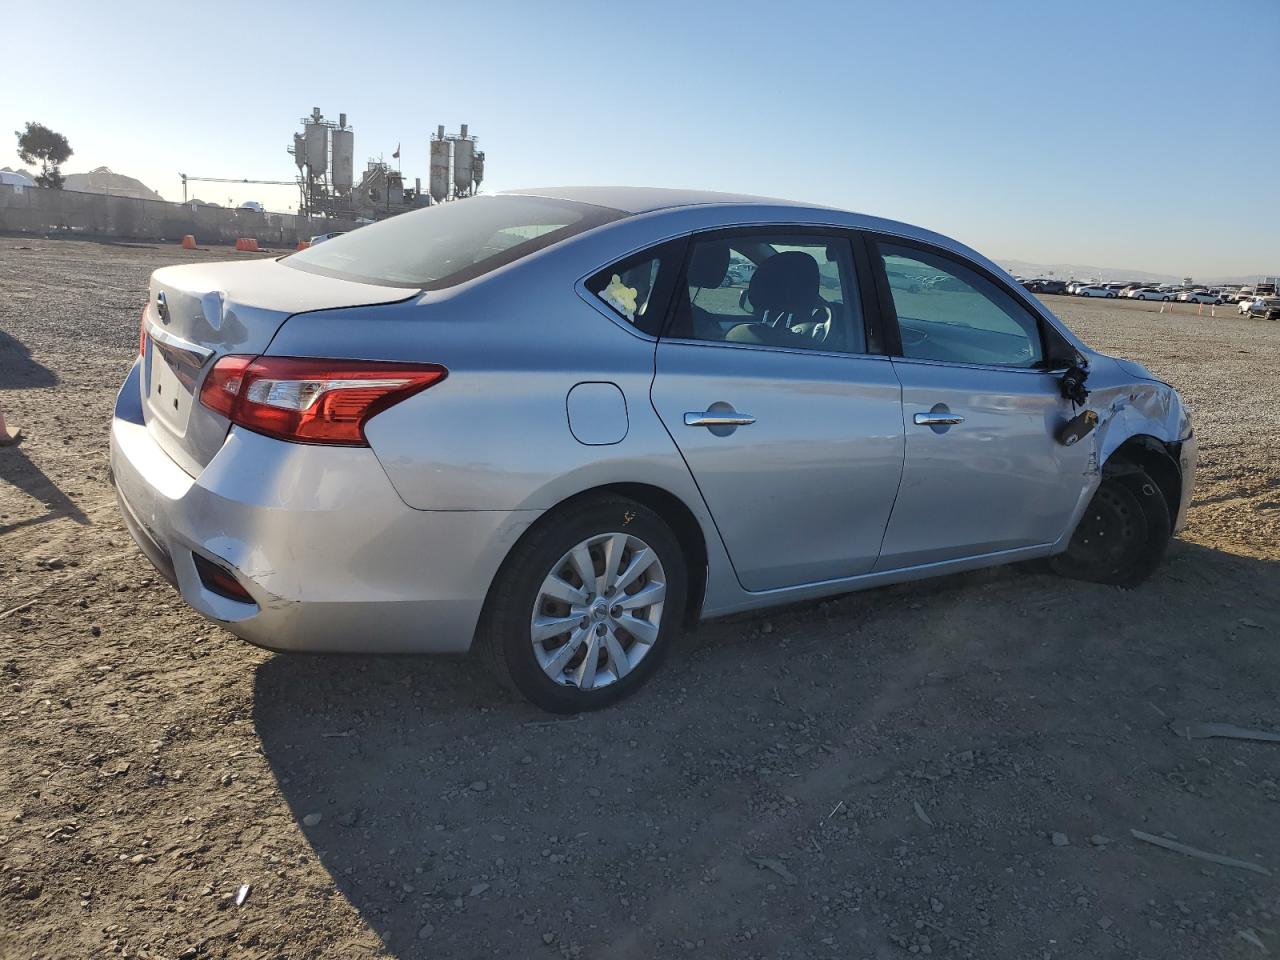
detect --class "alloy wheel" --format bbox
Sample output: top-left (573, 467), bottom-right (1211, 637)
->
top-left (530, 532), bottom-right (667, 691)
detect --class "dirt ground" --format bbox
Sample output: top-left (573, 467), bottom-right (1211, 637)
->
top-left (2, 239), bottom-right (1278, 960)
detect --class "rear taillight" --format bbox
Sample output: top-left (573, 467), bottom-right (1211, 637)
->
top-left (199, 354), bottom-right (253, 419)
top-left (139, 305), bottom-right (148, 357)
top-left (198, 355), bottom-right (447, 445)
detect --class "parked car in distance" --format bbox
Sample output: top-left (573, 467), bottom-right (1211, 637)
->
top-left (725, 257), bottom-right (756, 285)
top-left (1178, 291), bottom-right (1220, 305)
top-left (1239, 296), bottom-right (1280, 320)
top-left (237, 201), bottom-right (265, 213)
top-left (1131, 288), bottom-right (1172, 301)
top-left (1077, 285), bottom-right (1118, 298)
top-left (110, 186), bottom-right (1196, 711)
top-left (1243, 297), bottom-right (1280, 320)
top-left (1021, 278), bottom-right (1061, 293)
top-left (309, 231), bottom-right (347, 245)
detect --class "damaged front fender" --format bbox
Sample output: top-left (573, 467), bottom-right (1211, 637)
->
top-left (1068, 354), bottom-right (1196, 534)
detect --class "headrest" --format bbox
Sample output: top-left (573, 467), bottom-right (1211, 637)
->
top-left (748, 251), bottom-right (819, 316)
top-left (688, 241), bottom-right (730, 288)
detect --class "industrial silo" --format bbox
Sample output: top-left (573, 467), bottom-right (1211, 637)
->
top-left (331, 128), bottom-right (354, 193)
top-left (452, 124), bottom-right (474, 198)
top-left (304, 118), bottom-right (328, 175)
top-left (429, 127), bottom-right (450, 203)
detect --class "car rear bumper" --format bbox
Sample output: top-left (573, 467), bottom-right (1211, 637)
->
top-left (109, 361), bottom-right (539, 653)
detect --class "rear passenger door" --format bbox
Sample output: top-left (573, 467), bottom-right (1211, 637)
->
top-left (649, 229), bottom-right (904, 592)
top-left (866, 237), bottom-right (1092, 570)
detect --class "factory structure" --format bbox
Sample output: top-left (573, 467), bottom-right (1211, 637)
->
top-left (288, 108), bottom-right (485, 221)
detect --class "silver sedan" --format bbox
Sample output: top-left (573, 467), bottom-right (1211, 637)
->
top-left (111, 187), bottom-right (1196, 712)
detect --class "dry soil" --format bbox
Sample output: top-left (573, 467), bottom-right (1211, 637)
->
top-left (1, 240), bottom-right (1278, 960)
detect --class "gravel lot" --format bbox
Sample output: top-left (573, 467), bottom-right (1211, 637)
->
top-left (2, 240), bottom-right (1278, 960)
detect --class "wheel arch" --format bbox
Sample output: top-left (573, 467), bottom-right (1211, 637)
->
top-left (488, 482), bottom-right (710, 627)
top-left (1101, 434), bottom-right (1182, 522)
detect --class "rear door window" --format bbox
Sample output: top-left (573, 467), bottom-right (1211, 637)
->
top-left (666, 232), bottom-right (866, 354)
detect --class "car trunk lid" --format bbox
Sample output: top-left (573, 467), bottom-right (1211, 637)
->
top-left (141, 257), bottom-right (413, 475)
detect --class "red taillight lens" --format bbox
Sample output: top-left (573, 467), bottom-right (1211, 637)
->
top-left (198, 355), bottom-right (447, 445)
top-left (199, 354), bottom-right (253, 418)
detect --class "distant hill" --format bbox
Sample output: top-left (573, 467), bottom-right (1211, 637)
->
top-left (999, 257), bottom-right (1273, 287)
top-left (998, 258), bottom-right (1182, 285)
top-left (62, 167), bottom-right (163, 201)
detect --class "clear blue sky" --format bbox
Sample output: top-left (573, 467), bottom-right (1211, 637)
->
top-left (3, 0), bottom-right (1277, 277)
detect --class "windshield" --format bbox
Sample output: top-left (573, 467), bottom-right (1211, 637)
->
top-left (285, 194), bottom-right (625, 289)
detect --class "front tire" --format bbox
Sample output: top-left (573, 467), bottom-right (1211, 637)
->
top-left (1051, 469), bottom-right (1171, 587)
top-left (476, 495), bottom-right (688, 712)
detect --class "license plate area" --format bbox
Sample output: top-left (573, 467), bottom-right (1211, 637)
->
top-left (147, 331), bottom-right (212, 434)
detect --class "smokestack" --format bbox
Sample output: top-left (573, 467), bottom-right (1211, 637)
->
top-left (460, 123), bottom-right (469, 139)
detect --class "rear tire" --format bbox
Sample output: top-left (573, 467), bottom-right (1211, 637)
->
top-left (1051, 469), bottom-right (1171, 587)
top-left (475, 495), bottom-right (687, 713)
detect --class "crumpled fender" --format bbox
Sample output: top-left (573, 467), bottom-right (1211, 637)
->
top-left (1080, 354), bottom-right (1190, 469)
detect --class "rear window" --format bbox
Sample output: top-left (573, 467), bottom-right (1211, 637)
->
top-left (285, 195), bottom-right (625, 289)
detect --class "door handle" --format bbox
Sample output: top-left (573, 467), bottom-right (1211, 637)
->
top-left (913, 412), bottom-right (965, 426)
top-left (684, 411), bottom-right (756, 427)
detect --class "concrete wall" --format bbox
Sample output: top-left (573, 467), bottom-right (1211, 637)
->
top-left (0, 184), bottom-right (360, 247)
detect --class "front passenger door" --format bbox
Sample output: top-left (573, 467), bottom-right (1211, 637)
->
top-left (869, 239), bottom-right (1092, 570)
top-left (651, 230), bottom-right (904, 591)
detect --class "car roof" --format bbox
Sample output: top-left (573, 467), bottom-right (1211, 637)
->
top-left (500, 185), bottom-right (831, 215)
top-left (497, 185), bottom-right (976, 262)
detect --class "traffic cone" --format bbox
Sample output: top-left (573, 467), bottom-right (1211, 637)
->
top-left (296, 240), bottom-right (310, 250)
top-left (181, 234), bottom-right (196, 249)
top-left (0, 404), bottom-right (21, 446)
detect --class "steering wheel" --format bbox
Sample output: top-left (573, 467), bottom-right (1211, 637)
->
top-left (900, 325), bottom-right (929, 348)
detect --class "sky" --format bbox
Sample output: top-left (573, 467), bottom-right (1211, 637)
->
top-left (2, 0), bottom-right (1277, 278)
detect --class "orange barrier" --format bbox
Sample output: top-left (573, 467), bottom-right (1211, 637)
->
top-left (181, 234), bottom-right (197, 249)
top-left (234, 238), bottom-right (260, 252)
top-left (296, 240), bottom-right (311, 250)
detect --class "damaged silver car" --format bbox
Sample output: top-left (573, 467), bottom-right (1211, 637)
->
top-left (110, 187), bottom-right (1196, 712)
